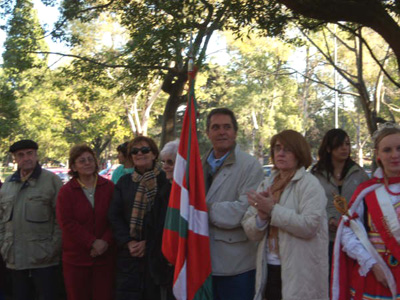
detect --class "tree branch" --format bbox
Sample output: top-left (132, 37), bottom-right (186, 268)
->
top-left (30, 51), bottom-right (171, 71)
top-left (287, 67), bottom-right (360, 97)
top-left (298, 27), bottom-right (359, 87)
top-left (341, 25), bottom-right (400, 88)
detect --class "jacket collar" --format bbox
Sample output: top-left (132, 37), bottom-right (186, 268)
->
top-left (10, 163), bottom-right (42, 183)
top-left (203, 144), bottom-right (238, 195)
top-left (319, 162), bottom-right (360, 184)
top-left (69, 174), bottom-right (109, 189)
top-left (203, 143), bottom-right (237, 168)
top-left (270, 166), bottom-right (306, 183)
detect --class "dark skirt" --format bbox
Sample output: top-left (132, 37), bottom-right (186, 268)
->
top-left (115, 248), bottom-right (160, 300)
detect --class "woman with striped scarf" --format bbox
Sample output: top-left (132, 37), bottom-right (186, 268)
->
top-left (109, 136), bottom-right (170, 300)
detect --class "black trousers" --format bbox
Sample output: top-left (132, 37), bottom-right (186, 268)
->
top-left (264, 264), bottom-right (282, 300)
top-left (11, 266), bottom-right (58, 300)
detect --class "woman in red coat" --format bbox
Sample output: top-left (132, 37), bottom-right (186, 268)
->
top-left (57, 144), bottom-right (115, 300)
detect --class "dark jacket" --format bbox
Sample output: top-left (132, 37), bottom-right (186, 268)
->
top-left (108, 171), bottom-right (170, 300)
top-left (108, 171), bottom-right (169, 247)
top-left (56, 176), bottom-right (115, 266)
top-left (146, 182), bottom-right (174, 286)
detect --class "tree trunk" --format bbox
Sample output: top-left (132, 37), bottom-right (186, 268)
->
top-left (92, 137), bottom-right (111, 161)
top-left (160, 68), bottom-right (188, 148)
top-left (355, 31), bottom-right (378, 136)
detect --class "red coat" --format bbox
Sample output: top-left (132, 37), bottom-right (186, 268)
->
top-left (56, 176), bottom-right (115, 266)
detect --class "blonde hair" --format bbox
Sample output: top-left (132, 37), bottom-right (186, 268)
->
top-left (373, 123), bottom-right (400, 170)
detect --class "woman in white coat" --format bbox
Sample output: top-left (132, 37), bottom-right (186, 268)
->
top-left (242, 130), bottom-right (329, 300)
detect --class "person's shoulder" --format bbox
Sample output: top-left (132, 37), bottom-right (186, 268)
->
top-left (235, 147), bottom-right (261, 166)
top-left (157, 170), bottom-right (169, 184)
top-left (310, 165), bottom-right (323, 177)
top-left (2, 174), bottom-right (13, 184)
top-left (299, 169), bottom-right (324, 188)
top-left (97, 175), bottom-right (114, 186)
top-left (117, 172), bottom-right (131, 182)
top-left (40, 168), bottom-right (63, 185)
top-left (113, 165), bottom-right (124, 174)
top-left (41, 168), bottom-right (57, 177)
top-left (347, 178), bottom-right (378, 207)
top-left (0, 177), bottom-right (14, 194)
top-left (348, 163), bottom-right (368, 176)
top-left (41, 168), bottom-right (60, 180)
top-left (354, 177), bottom-right (377, 192)
top-left (59, 179), bottom-right (74, 193)
top-left (294, 174), bottom-right (326, 201)
top-left (96, 176), bottom-right (114, 195)
top-left (115, 172), bottom-right (134, 188)
top-left (310, 170), bottom-right (326, 183)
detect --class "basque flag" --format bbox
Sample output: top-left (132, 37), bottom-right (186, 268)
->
top-left (162, 68), bottom-right (213, 300)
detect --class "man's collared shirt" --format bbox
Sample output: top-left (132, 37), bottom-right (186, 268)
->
top-left (207, 150), bottom-right (231, 175)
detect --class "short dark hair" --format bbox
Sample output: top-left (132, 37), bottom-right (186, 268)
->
top-left (68, 144), bottom-right (99, 178)
top-left (127, 136), bottom-right (159, 164)
top-left (206, 108), bottom-right (238, 132)
top-left (270, 130), bottom-right (312, 169)
top-left (117, 142), bottom-right (129, 157)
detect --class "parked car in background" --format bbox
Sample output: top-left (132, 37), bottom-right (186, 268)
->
top-left (46, 168), bottom-right (70, 184)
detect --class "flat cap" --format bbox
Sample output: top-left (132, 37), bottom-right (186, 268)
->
top-left (9, 139), bottom-right (38, 153)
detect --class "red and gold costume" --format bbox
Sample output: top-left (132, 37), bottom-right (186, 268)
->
top-left (332, 169), bottom-right (400, 300)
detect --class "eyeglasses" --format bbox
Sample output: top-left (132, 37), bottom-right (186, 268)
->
top-left (76, 157), bottom-right (95, 164)
top-left (273, 145), bottom-right (292, 154)
top-left (130, 146), bottom-right (151, 155)
top-left (161, 159), bottom-right (175, 166)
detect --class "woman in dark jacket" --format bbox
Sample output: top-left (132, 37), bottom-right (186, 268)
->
top-left (108, 136), bottom-right (169, 300)
top-left (56, 144), bottom-right (115, 300)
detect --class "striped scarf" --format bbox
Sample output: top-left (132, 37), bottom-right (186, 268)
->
top-left (129, 165), bottom-right (161, 240)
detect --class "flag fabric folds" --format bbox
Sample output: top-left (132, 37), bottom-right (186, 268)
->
top-left (162, 68), bottom-right (213, 300)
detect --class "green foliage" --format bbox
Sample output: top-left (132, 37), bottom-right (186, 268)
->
top-left (1, 0), bottom-right (399, 167)
top-left (0, 70), bottom-right (18, 140)
top-left (2, 0), bottom-right (49, 74)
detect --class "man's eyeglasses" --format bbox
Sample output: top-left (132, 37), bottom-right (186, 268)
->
top-left (130, 146), bottom-right (151, 155)
top-left (161, 159), bottom-right (175, 167)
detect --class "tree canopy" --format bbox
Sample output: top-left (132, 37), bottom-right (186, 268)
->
top-left (1, 0), bottom-right (399, 170)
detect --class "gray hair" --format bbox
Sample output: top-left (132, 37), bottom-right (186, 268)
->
top-left (160, 139), bottom-right (180, 159)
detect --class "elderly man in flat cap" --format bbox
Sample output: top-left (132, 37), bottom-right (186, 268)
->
top-left (0, 140), bottom-right (62, 300)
